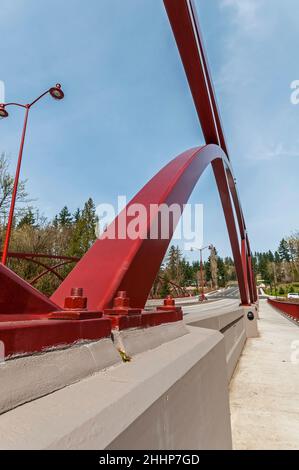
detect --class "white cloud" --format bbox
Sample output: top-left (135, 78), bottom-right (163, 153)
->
top-left (256, 143), bottom-right (299, 160)
top-left (220, 0), bottom-right (262, 32)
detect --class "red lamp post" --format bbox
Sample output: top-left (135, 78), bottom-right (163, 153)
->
top-left (191, 244), bottom-right (213, 301)
top-left (0, 84), bottom-right (64, 266)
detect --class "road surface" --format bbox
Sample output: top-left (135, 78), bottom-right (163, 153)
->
top-left (146, 295), bottom-right (240, 316)
top-left (230, 299), bottom-right (299, 449)
top-left (207, 286), bottom-right (240, 300)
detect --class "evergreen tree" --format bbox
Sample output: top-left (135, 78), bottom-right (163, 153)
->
top-left (52, 215), bottom-right (59, 229)
top-left (73, 208), bottom-right (81, 223)
top-left (68, 198), bottom-right (98, 257)
top-left (80, 198), bottom-right (98, 251)
top-left (58, 206), bottom-right (73, 227)
top-left (278, 238), bottom-right (290, 262)
top-left (17, 209), bottom-right (36, 228)
top-left (166, 245), bottom-right (182, 281)
top-left (217, 257), bottom-right (227, 287)
top-left (159, 273), bottom-right (171, 298)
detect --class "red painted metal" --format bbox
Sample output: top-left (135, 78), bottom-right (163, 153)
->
top-left (141, 308), bottom-right (183, 328)
top-left (49, 84), bottom-right (64, 101)
top-left (49, 287), bottom-right (103, 320)
top-left (154, 277), bottom-right (189, 298)
top-left (163, 0), bottom-right (256, 303)
top-left (156, 295), bottom-right (183, 315)
top-left (0, 1), bottom-right (257, 357)
top-left (0, 251), bottom-right (79, 285)
top-left (0, 263), bottom-right (59, 315)
top-left (1, 85), bottom-right (64, 265)
top-left (103, 292), bottom-right (181, 330)
top-left (268, 298), bottom-right (299, 322)
top-left (50, 0), bottom-right (256, 308)
top-left (1, 106), bottom-right (29, 265)
top-left (0, 317), bottom-right (111, 358)
top-left (52, 144), bottom-right (251, 308)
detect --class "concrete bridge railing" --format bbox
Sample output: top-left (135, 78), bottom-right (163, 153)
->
top-left (0, 301), bottom-right (259, 450)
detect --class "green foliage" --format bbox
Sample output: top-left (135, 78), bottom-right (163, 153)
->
top-left (17, 209), bottom-right (36, 228)
top-left (278, 238), bottom-right (291, 262)
top-left (152, 244), bottom-right (236, 298)
top-left (1, 192), bottom-right (98, 295)
top-left (58, 206), bottom-right (73, 227)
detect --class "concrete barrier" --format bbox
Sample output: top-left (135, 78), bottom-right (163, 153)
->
top-left (0, 325), bottom-right (232, 450)
top-left (185, 307), bottom-right (249, 380)
top-left (0, 337), bottom-right (121, 415)
top-left (1, 301), bottom-right (260, 449)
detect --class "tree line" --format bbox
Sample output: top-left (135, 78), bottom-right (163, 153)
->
top-left (0, 153), bottom-right (98, 295)
top-left (2, 152), bottom-right (298, 298)
top-left (252, 235), bottom-right (299, 293)
top-left (151, 245), bottom-right (237, 298)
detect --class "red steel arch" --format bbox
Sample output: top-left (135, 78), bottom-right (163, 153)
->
top-left (51, 0), bottom-right (257, 309)
top-left (51, 144), bottom-right (254, 310)
top-left (0, 0), bottom-right (257, 318)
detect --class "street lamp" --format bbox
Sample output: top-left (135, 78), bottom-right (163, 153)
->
top-left (0, 84), bottom-right (64, 265)
top-left (191, 244), bottom-right (213, 302)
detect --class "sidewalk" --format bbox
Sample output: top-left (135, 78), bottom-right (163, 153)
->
top-left (230, 299), bottom-right (299, 450)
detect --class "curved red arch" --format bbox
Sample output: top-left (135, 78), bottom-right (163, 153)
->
top-left (51, 144), bottom-right (254, 310)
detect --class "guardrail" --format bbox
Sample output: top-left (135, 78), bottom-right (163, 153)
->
top-left (268, 298), bottom-right (299, 322)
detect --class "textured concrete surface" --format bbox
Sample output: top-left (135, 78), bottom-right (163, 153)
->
top-left (0, 326), bottom-right (232, 450)
top-left (0, 338), bottom-right (121, 415)
top-left (230, 299), bottom-right (299, 450)
top-left (184, 304), bottom-right (247, 381)
top-left (113, 320), bottom-right (188, 357)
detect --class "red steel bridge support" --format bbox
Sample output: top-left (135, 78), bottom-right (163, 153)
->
top-left (0, 0), bottom-right (257, 356)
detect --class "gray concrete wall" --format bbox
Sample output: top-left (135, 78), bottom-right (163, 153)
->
top-left (108, 329), bottom-right (232, 450)
top-left (0, 303), bottom-right (256, 449)
top-left (0, 326), bottom-right (232, 450)
top-left (185, 308), bottom-right (246, 380)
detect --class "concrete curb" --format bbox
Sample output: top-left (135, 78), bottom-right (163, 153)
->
top-left (0, 326), bottom-right (232, 450)
top-left (0, 337), bottom-right (121, 415)
top-left (112, 320), bottom-right (188, 357)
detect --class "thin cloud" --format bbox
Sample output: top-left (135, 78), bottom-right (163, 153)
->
top-left (220, 0), bottom-right (262, 32)
top-left (257, 143), bottom-right (299, 160)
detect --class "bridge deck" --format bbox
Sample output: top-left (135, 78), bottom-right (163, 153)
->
top-left (230, 299), bottom-right (299, 450)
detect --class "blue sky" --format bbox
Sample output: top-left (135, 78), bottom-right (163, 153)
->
top-left (0, 0), bottom-right (298, 262)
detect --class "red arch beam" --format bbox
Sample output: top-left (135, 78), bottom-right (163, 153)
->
top-left (51, 144), bottom-right (251, 309)
top-left (163, 0), bottom-right (256, 302)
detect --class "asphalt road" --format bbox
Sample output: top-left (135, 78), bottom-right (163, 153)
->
top-left (207, 286), bottom-right (240, 300)
top-left (182, 297), bottom-right (240, 316)
top-left (146, 293), bottom-right (241, 317)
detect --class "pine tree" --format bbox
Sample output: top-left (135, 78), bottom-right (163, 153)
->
top-left (17, 209), bottom-right (36, 228)
top-left (68, 198), bottom-right (98, 257)
top-left (217, 257), bottom-right (227, 287)
top-left (58, 206), bottom-right (73, 227)
top-left (159, 273), bottom-right (171, 298)
top-left (166, 245), bottom-right (181, 281)
top-left (73, 208), bottom-right (81, 223)
top-left (210, 246), bottom-right (218, 288)
top-left (52, 215), bottom-right (59, 229)
top-left (278, 238), bottom-right (290, 262)
top-left (80, 198), bottom-right (98, 252)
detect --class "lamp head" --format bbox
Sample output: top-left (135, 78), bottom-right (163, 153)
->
top-left (0, 104), bottom-right (8, 119)
top-left (49, 83), bottom-right (64, 100)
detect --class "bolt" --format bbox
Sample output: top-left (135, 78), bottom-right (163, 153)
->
top-left (64, 287), bottom-right (87, 310)
top-left (164, 295), bottom-right (175, 307)
top-left (113, 291), bottom-right (130, 309)
top-left (71, 287), bottom-right (83, 297)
